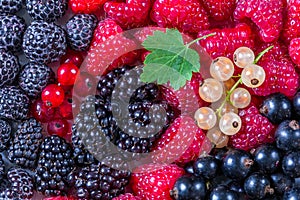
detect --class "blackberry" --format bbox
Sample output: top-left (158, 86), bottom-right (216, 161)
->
top-left (0, 154), bottom-right (4, 180)
top-left (0, 119), bottom-right (11, 151)
top-left (0, 50), bottom-right (20, 87)
top-left (22, 20), bottom-right (67, 64)
top-left (8, 118), bottom-right (43, 169)
top-left (35, 135), bottom-right (75, 196)
top-left (18, 62), bottom-right (53, 98)
top-left (0, 86), bottom-right (29, 120)
top-left (66, 14), bottom-right (97, 51)
top-left (0, 0), bottom-right (22, 14)
top-left (0, 14), bottom-right (26, 52)
top-left (25, 0), bottom-right (68, 22)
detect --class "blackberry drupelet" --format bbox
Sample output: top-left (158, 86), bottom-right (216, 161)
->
top-left (0, 119), bottom-right (11, 151)
top-left (18, 62), bottom-right (53, 98)
top-left (35, 135), bottom-right (74, 196)
top-left (22, 20), bottom-right (67, 64)
top-left (8, 118), bottom-right (43, 169)
top-left (0, 14), bottom-right (26, 52)
top-left (0, 0), bottom-right (22, 14)
top-left (25, 0), bottom-right (68, 22)
top-left (0, 86), bottom-right (29, 120)
top-left (0, 154), bottom-right (4, 180)
top-left (0, 50), bottom-right (20, 87)
top-left (66, 14), bottom-right (97, 51)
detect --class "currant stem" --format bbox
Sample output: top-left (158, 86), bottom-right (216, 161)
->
top-left (186, 32), bottom-right (216, 47)
top-left (254, 45), bottom-right (274, 64)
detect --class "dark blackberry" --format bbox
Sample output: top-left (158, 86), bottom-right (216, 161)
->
top-left (0, 168), bottom-right (34, 200)
top-left (66, 14), bottom-right (97, 51)
top-left (0, 50), bottom-right (20, 87)
top-left (0, 14), bottom-right (26, 52)
top-left (0, 154), bottom-right (4, 180)
top-left (8, 118), bottom-right (43, 169)
top-left (0, 0), bottom-right (22, 14)
top-left (0, 86), bottom-right (29, 120)
top-left (25, 0), bottom-right (67, 22)
top-left (22, 20), bottom-right (67, 64)
top-left (35, 135), bottom-right (75, 196)
top-left (67, 162), bottom-right (131, 200)
top-left (18, 62), bottom-right (53, 98)
top-left (0, 119), bottom-right (11, 151)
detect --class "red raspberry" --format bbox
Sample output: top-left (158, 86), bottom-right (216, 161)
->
top-left (69, 0), bottom-right (106, 14)
top-left (256, 42), bottom-right (289, 61)
top-left (282, 0), bottom-right (300, 44)
top-left (43, 197), bottom-right (74, 200)
top-left (229, 105), bottom-right (275, 151)
top-left (201, 0), bottom-right (236, 21)
top-left (198, 23), bottom-right (254, 59)
top-left (289, 38), bottom-right (300, 66)
top-left (151, 0), bottom-right (209, 35)
top-left (234, 0), bottom-right (283, 42)
top-left (112, 193), bottom-right (141, 200)
top-left (104, 0), bottom-right (151, 29)
top-left (152, 115), bottom-right (212, 165)
top-left (130, 164), bottom-right (185, 200)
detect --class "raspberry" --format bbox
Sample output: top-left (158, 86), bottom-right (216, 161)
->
top-left (130, 164), bottom-right (185, 200)
top-left (198, 23), bottom-right (254, 59)
top-left (152, 115), bottom-right (211, 165)
top-left (229, 105), bottom-right (275, 151)
top-left (44, 197), bottom-right (74, 200)
top-left (234, 0), bottom-right (283, 42)
top-left (282, 0), bottom-right (300, 44)
top-left (112, 193), bottom-right (141, 200)
top-left (69, 0), bottom-right (107, 14)
top-left (289, 38), bottom-right (300, 66)
top-left (104, 0), bottom-right (151, 29)
top-left (201, 0), bottom-right (236, 21)
top-left (151, 0), bottom-right (209, 35)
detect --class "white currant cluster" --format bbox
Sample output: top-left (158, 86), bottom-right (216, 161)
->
top-left (194, 47), bottom-right (267, 148)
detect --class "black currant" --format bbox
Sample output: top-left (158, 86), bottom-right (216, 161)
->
top-left (283, 186), bottom-right (300, 200)
top-left (275, 120), bottom-right (300, 151)
top-left (293, 91), bottom-right (300, 116)
top-left (282, 151), bottom-right (300, 178)
top-left (209, 185), bottom-right (239, 200)
top-left (193, 156), bottom-right (219, 179)
top-left (244, 173), bottom-right (274, 199)
top-left (253, 144), bottom-right (281, 173)
top-left (270, 173), bottom-right (294, 195)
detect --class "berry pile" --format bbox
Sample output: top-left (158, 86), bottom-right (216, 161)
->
top-left (0, 0), bottom-right (300, 200)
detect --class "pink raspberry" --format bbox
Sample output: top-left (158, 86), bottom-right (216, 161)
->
top-left (289, 38), bottom-right (300, 66)
top-left (112, 193), bottom-right (141, 200)
top-left (282, 0), bottom-right (300, 44)
top-left (201, 0), bottom-right (236, 21)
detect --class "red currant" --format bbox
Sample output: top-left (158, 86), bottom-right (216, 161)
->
top-left (30, 99), bottom-right (56, 123)
top-left (58, 94), bottom-right (79, 120)
top-left (47, 118), bottom-right (69, 138)
top-left (57, 63), bottom-right (79, 86)
top-left (73, 72), bottom-right (96, 97)
top-left (60, 49), bottom-right (84, 67)
top-left (42, 84), bottom-right (65, 108)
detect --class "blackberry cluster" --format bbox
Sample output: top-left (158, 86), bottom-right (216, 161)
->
top-left (25, 0), bottom-right (68, 22)
top-left (0, 86), bottom-right (29, 120)
top-left (67, 162), bottom-right (131, 200)
top-left (18, 62), bottom-right (53, 98)
top-left (8, 118), bottom-right (43, 169)
top-left (22, 20), bottom-right (67, 64)
top-left (0, 119), bottom-right (11, 151)
top-left (35, 135), bottom-right (74, 196)
top-left (0, 154), bottom-right (4, 180)
top-left (66, 14), bottom-right (98, 51)
top-left (0, 0), bottom-right (22, 14)
top-left (0, 50), bottom-right (20, 87)
top-left (0, 14), bottom-right (26, 52)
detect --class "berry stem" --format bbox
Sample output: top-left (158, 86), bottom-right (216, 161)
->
top-left (254, 45), bottom-right (274, 64)
top-left (186, 32), bottom-right (216, 47)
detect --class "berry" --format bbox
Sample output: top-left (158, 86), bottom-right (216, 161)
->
top-left (229, 105), bottom-right (275, 151)
top-left (58, 94), bottom-right (78, 120)
top-left (0, 86), bottom-right (29, 120)
top-left (44, 197), bottom-right (74, 200)
top-left (219, 112), bottom-right (242, 136)
top-left (42, 84), bottom-right (65, 108)
top-left (8, 118), bottom-right (43, 169)
top-left (194, 107), bottom-right (217, 130)
top-left (30, 99), bottom-right (56, 123)
top-left (260, 93), bottom-right (292, 124)
top-left (104, 0), bottom-right (151, 29)
top-left (253, 144), bottom-right (281, 173)
top-left (0, 50), bottom-right (20, 87)
top-left (293, 91), bottom-right (300, 116)
top-left (270, 173), bottom-right (294, 195)
top-left (69, 0), bottom-right (106, 14)
top-left (283, 187), bottom-right (300, 200)
top-left (234, 0), bottom-right (283, 42)
top-left (233, 47), bottom-right (255, 68)
top-left (230, 88), bottom-right (251, 109)
top-left (282, 0), bottom-right (300, 44)
top-left (222, 149), bottom-right (253, 180)
top-left (170, 175), bottom-right (207, 200)
top-left (22, 20), bottom-right (67, 64)
top-left (199, 78), bottom-right (223, 103)
top-left (66, 14), bottom-right (97, 51)
top-left (0, 154), bottom-right (4, 180)
top-left (210, 57), bottom-right (235, 81)
top-left (289, 38), bottom-right (300, 66)
top-left (113, 193), bottom-right (141, 200)
top-left (0, 119), bottom-right (11, 151)
top-left (73, 72), bottom-right (97, 97)
top-left (131, 164), bottom-right (185, 200)
top-left (0, 0), bottom-right (22, 14)
top-left (0, 14), bottom-right (26, 52)
top-left (209, 185), bottom-right (240, 200)
top-left (201, 0), bottom-right (236, 21)
top-left (60, 49), bottom-right (84, 67)
top-left (241, 64), bottom-right (266, 88)
top-left (47, 118), bottom-right (69, 138)
top-left (35, 135), bottom-right (75, 196)
top-left (275, 120), bottom-right (300, 151)
top-left (18, 62), bottom-right (53, 98)
top-left (244, 173), bottom-right (274, 199)
top-left (57, 63), bottom-right (79, 86)
top-left (193, 156), bottom-right (219, 179)
top-left (282, 151), bottom-right (300, 178)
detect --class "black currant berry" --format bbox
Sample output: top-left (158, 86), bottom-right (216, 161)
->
top-left (275, 120), bottom-right (300, 151)
top-left (209, 185), bottom-right (239, 200)
top-left (283, 186), bottom-right (300, 200)
top-left (244, 173), bottom-right (274, 199)
top-left (270, 173), bottom-right (294, 195)
top-left (193, 156), bottom-right (219, 179)
top-left (253, 144), bottom-right (281, 173)
top-left (282, 151), bottom-right (300, 178)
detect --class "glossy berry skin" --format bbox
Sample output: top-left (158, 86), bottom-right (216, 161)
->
top-left (47, 119), bottom-right (69, 138)
top-left (170, 175), bottom-right (206, 200)
top-left (275, 120), bottom-right (300, 151)
top-left (244, 173), bottom-right (274, 199)
top-left (30, 99), bottom-right (56, 123)
top-left (112, 193), bottom-right (141, 200)
top-left (60, 49), bottom-right (84, 67)
top-left (193, 156), bottom-right (219, 179)
top-left (283, 187), bottom-right (300, 200)
top-left (69, 0), bottom-right (107, 14)
top-left (293, 91), bottom-right (300, 116)
top-left (270, 173), bottom-right (294, 195)
top-left (289, 38), bottom-right (300, 66)
top-left (282, 151), bottom-right (300, 178)
top-left (209, 186), bottom-right (240, 200)
top-left (58, 95), bottom-right (79, 120)
top-left (253, 144), bottom-right (281, 173)
top-left (260, 93), bottom-right (292, 124)
top-left (42, 84), bottom-right (65, 108)
top-left (222, 149), bottom-right (253, 180)
top-left (57, 63), bottom-right (79, 86)
top-left (282, 0), bottom-right (300, 44)
top-left (201, 0), bottom-right (236, 21)
top-left (73, 72), bottom-right (96, 97)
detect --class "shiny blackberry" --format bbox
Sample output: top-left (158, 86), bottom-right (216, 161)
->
top-left (0, 14), bottom-right (26, 52)
top-left (0, 119), bottom-right (11, 151)
top-left (35, 135), bottom-right (74, 196)
top-left (0, 0), bottom-right (22, 14)
top-left (8, 118), bottom-right (43, 169)
top-left (25, 0), bottom-right (67, 22)
top-left (66, 14), bottom-right (97, 51)
top-left (0, 86), bottom-right (29, 120)
top-left (0, 50), bottom-right (20, 87)
top-left (18, 62), bottom-right (53, 98)
top-left (22, 20), bottom-right (67, 64)
top-left (0, 154), bottom-right (4, 180)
